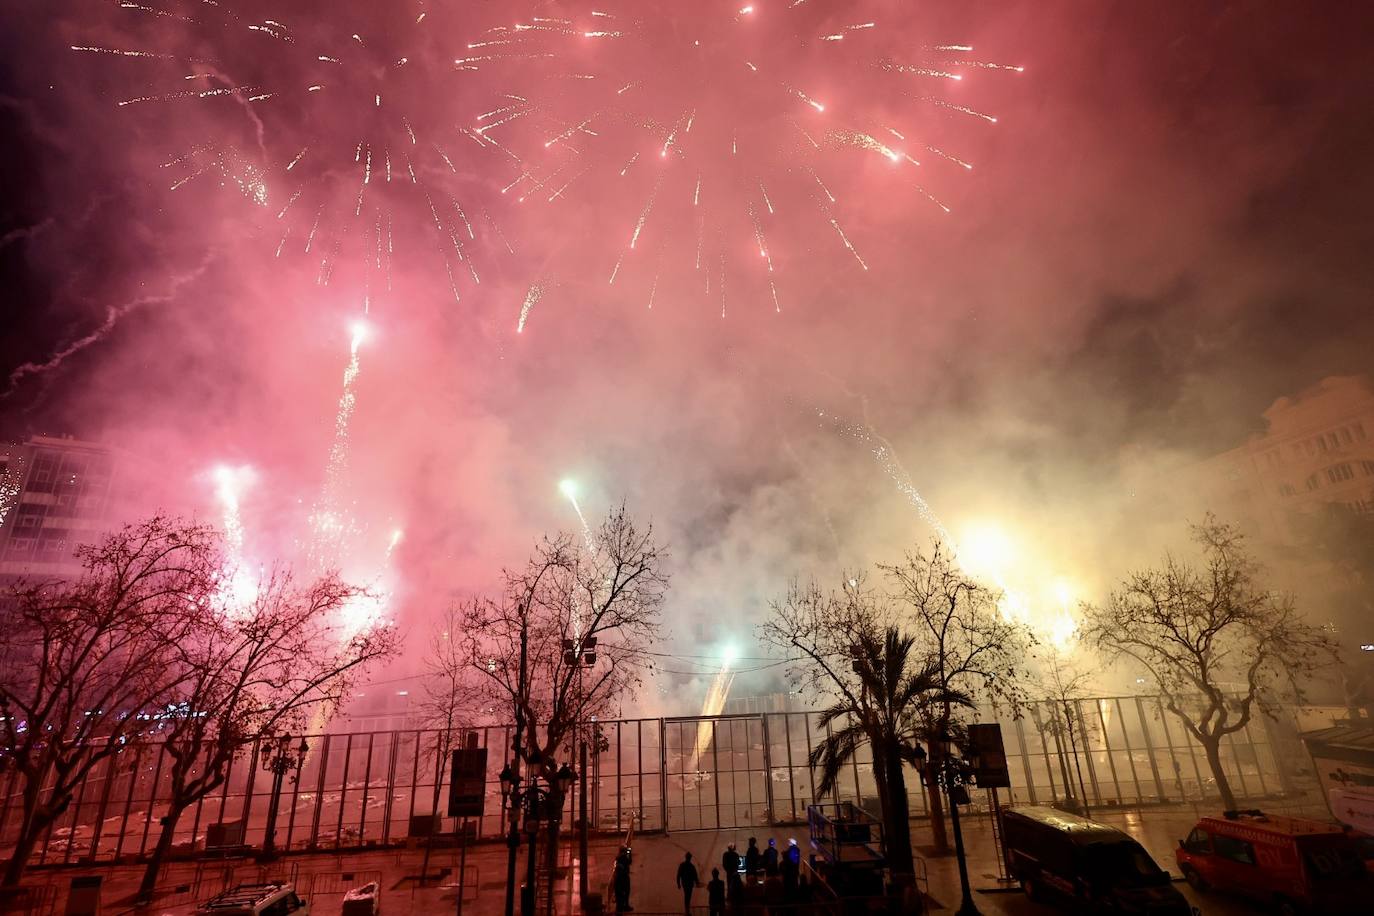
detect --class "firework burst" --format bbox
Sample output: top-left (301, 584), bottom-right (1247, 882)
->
top-left (467, 1), bottom-right (1021, 320)
top-left (77, 0), bottom-right (522, 310)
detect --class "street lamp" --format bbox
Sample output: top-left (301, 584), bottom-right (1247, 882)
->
top-left (562, 637), bottom-right (597, 906)
top-left (501, 757), bottom-right (579, 916)
top-left (913, 737), bottom-right (980, 916)
top-left (259, 735), bottom-right (309, 861)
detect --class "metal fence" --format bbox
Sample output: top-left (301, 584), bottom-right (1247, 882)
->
top-left (0, 696), bottom-right (1302, 864)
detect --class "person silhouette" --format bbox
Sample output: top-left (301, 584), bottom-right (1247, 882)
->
top-left (782, 838), bottom-right (800, 895)
top-left (762, 838), bottom-right (779, 876)
top-left (613, 846), bottom-right (633, 913)
top-left (744, 837), bottom-right (761, 878)
top-left (707, 867), bottom-right (726, 916)
top-left (676, 852), bottom-right (700, 914)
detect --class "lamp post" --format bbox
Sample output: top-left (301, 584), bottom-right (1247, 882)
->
top-left (914, 737), bottom-right (980, 916)
top-left (501, 761), bottom-right (577, 916)
top-left (563, 636), bottom-right (597, 906)
top-left (259, 735), bottom-right (309, 861)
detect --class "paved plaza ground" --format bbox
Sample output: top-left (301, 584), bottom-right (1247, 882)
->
top-left (3, 799), bottom-right (1330, 915)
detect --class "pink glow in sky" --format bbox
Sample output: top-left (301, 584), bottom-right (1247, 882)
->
top-left (4, 1), bottom-right (1374, 701)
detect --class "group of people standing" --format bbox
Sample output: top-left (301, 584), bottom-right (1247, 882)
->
top-left (674, 836), bottom-right (806, 914)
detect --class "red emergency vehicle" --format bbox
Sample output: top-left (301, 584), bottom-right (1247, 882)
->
top-left (1175, 809), bottom-right (1371, 915)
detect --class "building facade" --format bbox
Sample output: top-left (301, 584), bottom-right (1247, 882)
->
top-left (0, 435), bottom-right (120, 582)
top-left (1193, 375), bottom-right (1374, 534)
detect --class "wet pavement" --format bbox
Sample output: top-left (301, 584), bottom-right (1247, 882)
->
top-left (3, 799), bottom-right (1332, 915)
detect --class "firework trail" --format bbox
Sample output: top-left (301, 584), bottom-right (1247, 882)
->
top-left (516, 278), bottom-right (548, 332)
top-left (816, 395), bottom-right (1077, 647)
top-left (212, 464), bottom-right (255, 555)
top-left (211, 464), bottom-right (260, 608)
top-left (819, 406), bottom-right (952, 543)
top-left (693, 648), bottom-right (737, 770)
top-left (3, 252), bottom-right (216, 399)
top-left (470, 2), bottom-right (1020, 310)
top-left (308, 320), bottom-right (368, 569)
top-left (0, 458), bottom-right (24, 531)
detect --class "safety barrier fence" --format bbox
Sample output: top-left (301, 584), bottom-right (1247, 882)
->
top-left (0, 697), bottom-right (1306, 866)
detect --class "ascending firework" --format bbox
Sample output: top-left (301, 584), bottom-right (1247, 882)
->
top-left (76, 0), bottom-right (519, 307)
top-left (821, 404), bottom-right (1084, 650)
top-left (559, 477), bottom-right (597, 553)
top-left (820, 407), bottom-right (952, 542)
top-left (211, 463), bottom-right (256, 555)
top-left (308, 319), bottom-right (367, 568)
top-left (693, 644), bottom-right (737, 770)
top-left (210, 463), bottom-right (260, 607)
top-left (468, 2), bottom-right (1020, 316)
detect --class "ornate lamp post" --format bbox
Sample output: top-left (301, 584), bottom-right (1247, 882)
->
top-left (914, 737), bottom-right (980, 916)
top-left (563, 636), bottom-right (597, 905)
top-left (259, 735), bottom-right (309, 861)
top-left (501, 760), bottom-right (578, 916)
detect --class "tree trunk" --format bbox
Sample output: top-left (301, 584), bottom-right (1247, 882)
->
top-left (139, 807), bottom-right (184, 900)
top-left (924, 746), bottom-right (949, 855)
top-left (3, 780), bottom-right (49, 888)
top-left (1200, 736), bottom-right (1237, 811)
top-left (881, 743), bottom-right (914, 881)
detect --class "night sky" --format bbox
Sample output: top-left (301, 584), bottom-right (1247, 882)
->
top-left (3, 1), bottom-right (1373, 695)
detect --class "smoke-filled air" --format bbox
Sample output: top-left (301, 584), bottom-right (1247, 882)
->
top-left (4, 0), bottom-right (1374, 737)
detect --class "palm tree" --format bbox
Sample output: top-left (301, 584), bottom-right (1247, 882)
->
top-left (809, 626), bottom-right (974, 884)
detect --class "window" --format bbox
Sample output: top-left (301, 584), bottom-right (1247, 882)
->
top-left (1361, 461), bottom-right (1374, 477)
top-left (1342, 428), bottom-right (1354, 445)
top-left (1356, 422), bottom-right (1368, 442)
top-left (1319, 437), bottom-right (1330, 453)
top-left (1326, 464), bottom-right (1355, 484)
top-left (1306, 474), bottom-right (1321, 491)
top-left (1278, 484), bottom-right (1297, 497)
top-left (1213, 834), bottom-right (1256, 865)
top-left (1183, 828), bottom-right (1211, 855)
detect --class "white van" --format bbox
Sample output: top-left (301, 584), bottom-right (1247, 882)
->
top-left (197, 883), bottom-right (309, 916)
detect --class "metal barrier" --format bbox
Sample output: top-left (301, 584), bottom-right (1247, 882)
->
top-left (0, 884), bottom-right (58, 916)
top-left (0, 699), bottom-right (1300, 865)
top-left (304, 869), bottom-right (384, 896)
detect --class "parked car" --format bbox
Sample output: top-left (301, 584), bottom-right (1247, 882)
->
top-left (197, 883), bottom-right (310, 916)
top-left (1001, 805), bottom-right (1193, 914)
top-left (1177, 809), bottom-right (1371, 915)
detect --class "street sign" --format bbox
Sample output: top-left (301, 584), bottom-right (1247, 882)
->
top-left (448, 738), bottom-right (488, 817)
top-left (966, 723), bottom-right (1011, 788)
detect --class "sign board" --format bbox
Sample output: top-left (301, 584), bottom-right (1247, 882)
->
top-left (65, 875), bottom-right (102, 916)
top-left (1301, 726), bottom-right (1374, 835)
top-left (966, 723), bottom-right (1011, 789)
top-left (448, 743), bottom-right (488, 818)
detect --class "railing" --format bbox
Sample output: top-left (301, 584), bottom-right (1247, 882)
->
top-left (0, 698), bottom-right (1304, 867)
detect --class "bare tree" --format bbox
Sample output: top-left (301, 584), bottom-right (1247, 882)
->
top-left (1028, 654), bottom-right (1095, 814)
top-left (761, 577), bottom-right (970, 889)
top-left (135, 568), bottom-right (396, 899)
top-left (455, 505), bottom-right (667, 880)
top-left (1080, 516), bottom-right (1337, 810)
top-left (0, 517), bottom-right (218, 887)
top-left (416, 604), bottom-right (479, 883)
top-left (882, 542), bottom-right (1034, 854)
